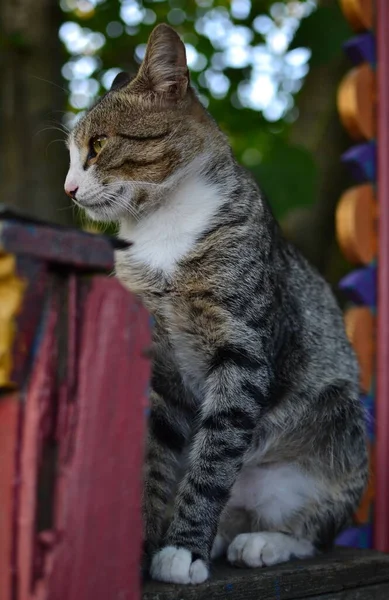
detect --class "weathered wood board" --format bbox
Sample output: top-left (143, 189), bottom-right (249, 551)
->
top-left (143, 549), bottom-right (389, 600)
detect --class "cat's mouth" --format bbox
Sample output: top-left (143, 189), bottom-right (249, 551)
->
top-left (76, 185), bottom-right (125, 209)
top-left (89, 199), bottom-right (111, 208)
top-left (71, 185), bottom-right (127, 222)
top-left (73, 198), bottom-right (111, 210)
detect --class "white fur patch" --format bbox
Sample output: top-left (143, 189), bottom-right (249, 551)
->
top-left (65, 140), bottom-right (110, 218)
top-left (119, 178), bottom-right (225, 274)
top-left (227, 532), bottom-right (314, 568)
top-left (150, 546), bottom-right (209, 585)
top-left (65, 141), bottom-right (85, 193)
top-left (228, 463), bottom-right (319, 529)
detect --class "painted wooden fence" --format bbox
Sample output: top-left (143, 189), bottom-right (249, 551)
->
top-left (0, 206), bottom-right (151, 600)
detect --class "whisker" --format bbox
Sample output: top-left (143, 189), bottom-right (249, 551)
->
top-left (58, 204), bottom-right (75, 212)
top-left (71, 198), bottom-right (85, 211)
top-left (45, 138), bottom-right (66, 155)
top-left (103, 176), bottom-right (167, 190)
top-left (51, 110), bottom-right (71, 116)
top-left (34, 126), bottom-right (68, 139)
top-left (44, 118), bottom-right (71, 135)
top-left (106, 193), bottom-right (140, 221)
top-left (30, 76), bottom-right (69, 95)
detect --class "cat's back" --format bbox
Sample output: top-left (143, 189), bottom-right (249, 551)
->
top-left (278, 240), bottom-right (359, 386)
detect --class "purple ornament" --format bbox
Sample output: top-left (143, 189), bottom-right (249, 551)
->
top-left (339, 265), bottom-right (377, 307)
top-left (342, 143), bottom-right (376, 183)
top-left (344, 33), bottom-right (376, 66)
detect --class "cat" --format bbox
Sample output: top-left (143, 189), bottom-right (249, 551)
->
top-left (64, 24), bottom-right (368, 585)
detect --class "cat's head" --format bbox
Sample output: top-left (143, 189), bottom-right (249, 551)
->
top-left (64, 24), bottom-right (216, 222)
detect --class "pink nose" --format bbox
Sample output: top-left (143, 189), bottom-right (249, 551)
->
top-left (65, 185), bottom-right (78, 199)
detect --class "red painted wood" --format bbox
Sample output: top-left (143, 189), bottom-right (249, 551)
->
top-left (34, 276), bottom-right (88, 600)
top-left (0, 394), bottom-right (20, 600)
top-left (14, 298), bottom-right (58, 600)
top-left (375, 0), bottom-right (389, 553)
top-left (0, 206), bottom-right (128, 251)
top-left (47, 278), bottom-right (150, 600)
top-left (0, 221), bottom-right (115, 272)
top-left (66, 274), bottom-right (78, 399)
top-left (55, 275), bottom-right (80, 458)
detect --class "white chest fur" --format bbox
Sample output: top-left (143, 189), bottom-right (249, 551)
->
top-left (119, 178), bottom-right (225, 275)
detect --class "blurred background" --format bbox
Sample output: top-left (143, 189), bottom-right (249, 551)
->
top-left (0, 0), bottom-right (355, 289)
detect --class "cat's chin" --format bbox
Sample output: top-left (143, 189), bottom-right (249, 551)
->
top-left (84, 206), bottom-right (115, 222)
top-left (81, 201), bottom-right (125, 223)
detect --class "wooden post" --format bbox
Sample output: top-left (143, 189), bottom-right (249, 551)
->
top-left (0, 206), bottom-right (151, 600)
top-left (375, 0), bottom-right (389, 553)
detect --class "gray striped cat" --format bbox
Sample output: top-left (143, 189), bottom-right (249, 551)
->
top-left (65, 24), bottom-right (368, 585)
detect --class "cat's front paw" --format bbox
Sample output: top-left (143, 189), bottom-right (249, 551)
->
top-left (150, 546), bottom-right (209, 584)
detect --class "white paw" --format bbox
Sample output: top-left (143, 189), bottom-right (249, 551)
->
top-left (227, 532), bottom-right (314, 568)
top-left (211, 534), bottom-right (228, 559)
top-left (150, 546), bottom-right (209, 585)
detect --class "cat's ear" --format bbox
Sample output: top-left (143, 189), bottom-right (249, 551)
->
top-left (136, 24), bottom-right (189, 98)
top-left (110, 71), bottom-right (131, 91)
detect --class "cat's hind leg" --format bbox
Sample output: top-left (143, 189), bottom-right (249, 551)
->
top-left (221, 381), bottom-right (369, 570)
top-left (212, 463), bottom-right (317, 567)
top-left (222, 460), bottom-right (365, 569)
top-left (227, 532), bottom-right (314, 567)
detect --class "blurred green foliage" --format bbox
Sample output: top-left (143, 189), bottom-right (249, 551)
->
top-left (291, 2), bottom-right (352, 66)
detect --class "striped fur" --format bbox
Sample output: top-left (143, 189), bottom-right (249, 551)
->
top-left (65, 24), bottom-right (368, 585)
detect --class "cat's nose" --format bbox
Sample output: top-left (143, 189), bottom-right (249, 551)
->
top-left (65, 185), bottom-right (79, 199)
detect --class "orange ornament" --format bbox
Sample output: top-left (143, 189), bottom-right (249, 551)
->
top-left (337, 63), bottom-right (375, 141)
top-left (336, 184), bottom-right (377, 265)
top-left (339, 0), bottom-right (373, 32)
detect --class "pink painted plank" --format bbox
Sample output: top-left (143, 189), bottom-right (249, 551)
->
top-left (0, 213), bottom-right (128, 272)
top-left (0, 394), bottom-right (20, 600)
top-left (17, 298), bottom-right (58, 600)
top-left (34, 276), bottom-right (85, 600)
top-left (375, 0), bottom-right (389, 553)
top-left (47, 277), bottom-right (150, 600)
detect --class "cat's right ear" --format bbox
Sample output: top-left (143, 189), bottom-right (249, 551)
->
top-left (135, 24), bottom-right (189, 100)
top-left (110, 71), bottom-right (131, 91)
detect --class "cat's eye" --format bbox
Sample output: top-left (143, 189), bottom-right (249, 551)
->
top-left (91, 136), bottom-right (107, 155)
top-left (87, 136), bottom-right (108, 164)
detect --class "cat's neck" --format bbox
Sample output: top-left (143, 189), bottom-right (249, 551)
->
top-left (118, 164), bottom-right (229, 275)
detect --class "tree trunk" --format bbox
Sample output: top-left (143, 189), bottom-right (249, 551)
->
top-left (282, 56), bottom-right (352, 274)
top-left (0, 0), bottom-right (73, 225)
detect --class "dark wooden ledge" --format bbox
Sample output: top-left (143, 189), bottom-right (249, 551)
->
top-left (143, 548), bottom-right (389, 600)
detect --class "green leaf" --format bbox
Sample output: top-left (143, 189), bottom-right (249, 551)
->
top-left (252, 141), bottom-right (318, 220)
top-left (290, 4), bottom-right (353, 66)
